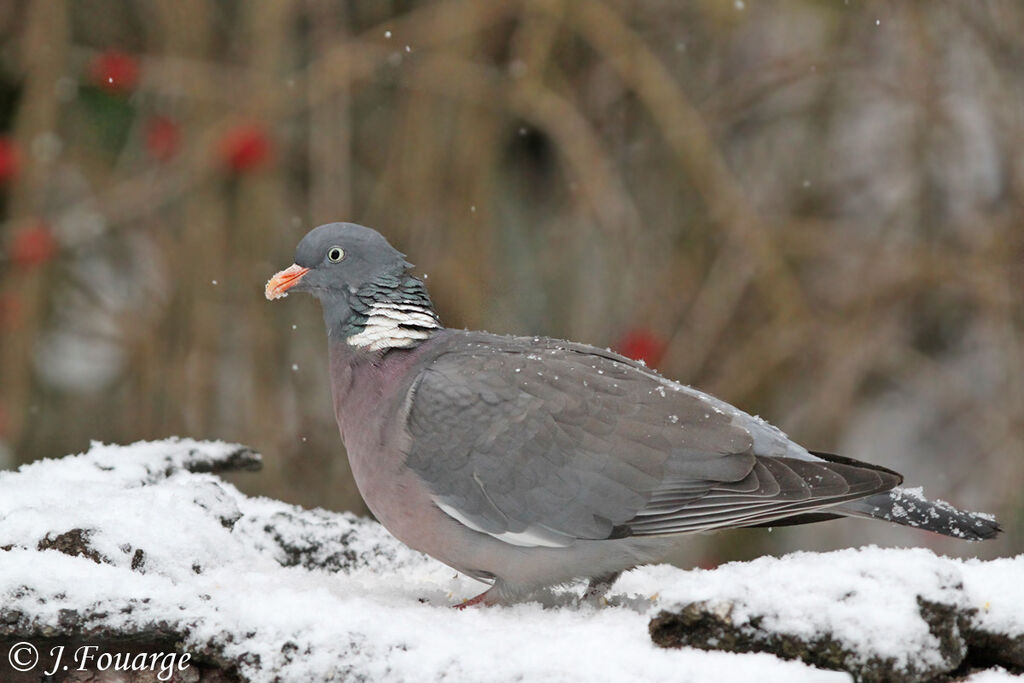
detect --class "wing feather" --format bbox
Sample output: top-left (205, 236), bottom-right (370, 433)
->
top-left (403, 334), bottom-right (900, 547)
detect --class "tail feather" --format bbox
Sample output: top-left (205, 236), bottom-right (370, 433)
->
top-left (836, 486), bottom-right (1002, 541)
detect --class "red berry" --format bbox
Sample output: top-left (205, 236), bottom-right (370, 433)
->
top-left (145, 116), bottom-right (180, 162)
top-left (615, 328), bottom-right (666, 368)
top-left (90, 50), bottom-right (140, 94)
top-left (0, 137), bottom-right (20, 182)
top-left (219, 124), bottom-right (273, 173)
top-left (10, 223), bottom-right (58, 267)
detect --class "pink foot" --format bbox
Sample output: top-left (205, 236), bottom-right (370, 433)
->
top-left (453, 590), bottom-right (493, 609)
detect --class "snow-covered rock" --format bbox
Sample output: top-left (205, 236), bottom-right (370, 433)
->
top-left (646, 547), bottom-right (1024, 681)
top-left (0, 439), bottom-right (1020, 682)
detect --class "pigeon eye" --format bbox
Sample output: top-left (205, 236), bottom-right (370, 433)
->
top-left (327, 246), bottom-right (345, 263)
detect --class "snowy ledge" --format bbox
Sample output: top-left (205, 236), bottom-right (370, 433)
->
top-left (0, 440), bottom-right (1020, 682)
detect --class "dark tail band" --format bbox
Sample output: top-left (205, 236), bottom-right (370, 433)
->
top-left (837, 487), bottom-right (1001, 541)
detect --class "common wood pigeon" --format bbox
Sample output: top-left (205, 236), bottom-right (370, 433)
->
top-left (266, 222), bottom-right (1000, 607)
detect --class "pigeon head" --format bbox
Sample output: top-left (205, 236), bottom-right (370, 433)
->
top-left (266, 222), bottom-right (409, 299)
top-left (267, 222), bottom-right (440, 351)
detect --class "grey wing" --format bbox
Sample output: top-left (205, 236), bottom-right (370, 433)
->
top-left (403, 339), bottom-right (900, 547)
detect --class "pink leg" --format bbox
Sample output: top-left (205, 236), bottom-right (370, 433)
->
top-left (453, 588), bottom-right (496, 609)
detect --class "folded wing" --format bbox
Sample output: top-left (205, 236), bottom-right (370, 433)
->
top-left (403, 337), bottom-right (900, 547)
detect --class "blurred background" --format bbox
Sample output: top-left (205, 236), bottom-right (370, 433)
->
top-left (0, 0), bottom-right (1021, 567)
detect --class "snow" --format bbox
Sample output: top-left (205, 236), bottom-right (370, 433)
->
top-left (1, 439), bottom-right (1020, 682)
top-left (968, 670), bottom-right (1024, 682)
top-left (963, 555), bottom-right (1024, 639)
top-left (637, 549), bottom-right (961, 670)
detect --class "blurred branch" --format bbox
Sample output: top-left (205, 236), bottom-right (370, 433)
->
top-left (0, 0), bottom-right (69, 447)
top-left (561, 0), bottom-right (809, 380)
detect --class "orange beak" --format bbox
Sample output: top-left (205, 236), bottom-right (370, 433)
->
top-left (265, 264), bottom-right (310, 300)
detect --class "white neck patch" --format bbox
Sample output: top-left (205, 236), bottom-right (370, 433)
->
top-left (346, 302), bottom-right (439, 351)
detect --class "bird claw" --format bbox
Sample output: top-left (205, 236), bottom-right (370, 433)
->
top-left (579, 571), bottom-right (622, 606)
top-left (453, 591), bottom-right (492, 609)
